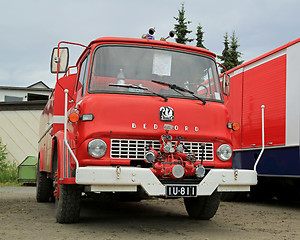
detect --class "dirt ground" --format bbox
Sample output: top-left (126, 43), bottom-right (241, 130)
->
top-left (0, 186), bottom-right (300, 240)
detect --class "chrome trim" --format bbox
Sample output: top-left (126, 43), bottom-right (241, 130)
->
top-left (110, 139), bottom-right (214, 161)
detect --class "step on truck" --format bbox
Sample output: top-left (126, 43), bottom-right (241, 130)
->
top-left (36, 29), bottom-right (257, 223)
top-left (224, 38), bottom-right (300, 201)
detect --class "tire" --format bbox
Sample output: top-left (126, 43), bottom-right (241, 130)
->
top-left (184, 191), bottom-right (221, 220)
top-left (36, 163), bottom-right (52, 202)
top-left (55, 184), bottom-right (81, 223)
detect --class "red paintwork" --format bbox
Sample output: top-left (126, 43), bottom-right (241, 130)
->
top-left (224, 72), bottom-right (243, 149)
top-left (38, 37), bottom-right (234, 184)
top-left (227, 38), bottom-right (300, 75)
top-left (242, 55), bottom-right (286, 148)
top-left (87, 37), bottom-right (216, 58)
top-left (70, 94), bottom-right (231, 168)
top-left (226, 54), bottom-right (287, 150)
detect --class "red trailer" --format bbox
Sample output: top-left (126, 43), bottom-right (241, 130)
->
top-left (225, 38), bottom-right (300, 200)
top-left (36, 31), bottom-right (257, 223)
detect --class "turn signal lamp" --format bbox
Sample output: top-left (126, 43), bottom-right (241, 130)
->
top-left (232, 122), bottom-right (240, 131)
top-left (69, 112), bottom-right (80, 123)
top-left (227, 122), bottom-right (240, 131)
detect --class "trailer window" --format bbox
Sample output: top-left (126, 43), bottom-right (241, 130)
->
top-left (89, 45), bottom-right (223, 102)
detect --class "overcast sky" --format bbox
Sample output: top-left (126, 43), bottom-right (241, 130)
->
top-left (1, 0), bottom-right (299, 88)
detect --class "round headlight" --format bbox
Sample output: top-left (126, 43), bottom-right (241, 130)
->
top-left (87, 139), bottom-right (107, 158)
top-left (217, 144), bottom-right (232, 161)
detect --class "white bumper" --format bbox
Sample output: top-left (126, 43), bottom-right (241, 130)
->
top-left (76, 166), bottom-right (257, 196)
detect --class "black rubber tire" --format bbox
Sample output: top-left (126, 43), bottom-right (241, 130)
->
top-left (184, 191), bottom-right (221, 220)
top-left (55, 184), bottom-right (81, 223)
top-left (36, 167), bottom-right (52, 202)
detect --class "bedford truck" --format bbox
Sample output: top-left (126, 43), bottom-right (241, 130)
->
top-left (36, 30), bottom-right (257, 223)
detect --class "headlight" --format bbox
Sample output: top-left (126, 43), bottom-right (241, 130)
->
top-left (87, 139), bottom-right (107, 158)
top-left (217, 144), bottom-right (232, 161)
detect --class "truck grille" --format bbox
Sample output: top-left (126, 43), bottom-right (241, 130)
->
top-left (110, 139), bottom-right (214, 161)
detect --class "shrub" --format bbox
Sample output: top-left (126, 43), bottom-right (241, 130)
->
top-left (0, 138), bottom-right (18, 184)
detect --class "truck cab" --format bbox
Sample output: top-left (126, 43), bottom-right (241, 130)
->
top-left (36, 35), bottom-right (257, 223)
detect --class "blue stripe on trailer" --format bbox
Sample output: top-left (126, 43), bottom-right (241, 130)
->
top-left (233, 146), bottom-right (300, 176)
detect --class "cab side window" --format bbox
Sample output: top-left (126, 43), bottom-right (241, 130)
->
top-left (77, 53), bottom-right (90, 96)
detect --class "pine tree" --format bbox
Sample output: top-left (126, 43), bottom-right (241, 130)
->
top-left (196, 23), bottom-right (207, 49)
top-left (229, 31), bottom-right (243, 67)
top-left (218, 32), bottom-right (243, 72)
top-left (174, 3), bottom-right (193, 44)
top-left (218, 33), bottom-right (232, 72)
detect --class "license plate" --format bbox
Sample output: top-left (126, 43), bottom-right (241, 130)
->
top-left (166, 185), bottom-right (197, 197)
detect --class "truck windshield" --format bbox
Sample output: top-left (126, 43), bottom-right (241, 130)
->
top-left (89, 45), bottom-right (223, 102)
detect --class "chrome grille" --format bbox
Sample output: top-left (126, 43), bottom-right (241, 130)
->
top-left (110, 139), bottom-right (214, 161)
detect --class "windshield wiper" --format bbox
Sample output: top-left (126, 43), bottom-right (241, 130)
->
top-left (151, 80), bottom-right (206, 105)
top-left (109, 83), bottom-right (168, 102)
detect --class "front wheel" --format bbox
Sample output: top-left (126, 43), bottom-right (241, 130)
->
top-left (184, 191), bottom-right (221, 220)
top-left (55, 184), bottom-right (81, 223)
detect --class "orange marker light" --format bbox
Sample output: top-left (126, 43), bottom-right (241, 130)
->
top-left (69, 112), bottom-right (80, 123)
top-left (232, 122), bottom-right (240, 131)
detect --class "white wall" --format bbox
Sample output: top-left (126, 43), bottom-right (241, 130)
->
top-left (0, 110), bottom-right (41, 164)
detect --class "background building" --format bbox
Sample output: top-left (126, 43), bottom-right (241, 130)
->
top-left (0, 81), bottom-right (52, 164)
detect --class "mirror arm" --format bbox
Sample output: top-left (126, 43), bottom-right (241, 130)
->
top-left (56, 41), bottom-right (89, 81)
top-left (216, 62), bottom-right (227, 72)
top-left (216, 62), bottom-right (230, 96)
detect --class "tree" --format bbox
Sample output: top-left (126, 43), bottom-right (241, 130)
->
top-left (218, 31), bottom-right (243, 72)
top-left (229, 31), bottom-right (243, 67)
top-left (218, 32), bottom-right (232, 72)
top-left (196, 23), bottom-right (207, 49)
top-left (174, 3), bottom-right (193, 44)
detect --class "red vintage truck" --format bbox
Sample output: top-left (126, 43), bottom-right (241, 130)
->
top-left (36, 31), bottom-right (257, 223)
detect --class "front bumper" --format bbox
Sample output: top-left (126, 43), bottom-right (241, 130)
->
top-left (76, 166), bottom-right (257, 196)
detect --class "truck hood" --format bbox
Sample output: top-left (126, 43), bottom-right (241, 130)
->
top-left (72, 94), bottom-right (231, 143)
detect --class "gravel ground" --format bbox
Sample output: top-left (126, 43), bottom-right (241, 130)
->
top-left (0, 186), bottom-right (300, 240)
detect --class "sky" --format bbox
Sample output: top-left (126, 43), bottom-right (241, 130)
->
top-left (0, 0), bottom-right (300, 88)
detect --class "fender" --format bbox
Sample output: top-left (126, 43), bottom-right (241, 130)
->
top-left (55, 130), bottom-right (76, 184)
top-left (38, 149), bottom-right (45, 172)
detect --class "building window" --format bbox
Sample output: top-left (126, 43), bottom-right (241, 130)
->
top-left (4, 96), bottom-right (23, 102)
top-left (27, 93), bottom-right (49, 101)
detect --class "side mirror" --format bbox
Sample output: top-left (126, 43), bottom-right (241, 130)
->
top-left (50, 47), bottom-right (69, 73)
top-left (222, 74), bottom-right (230, 96)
